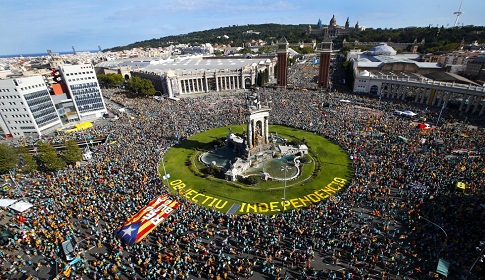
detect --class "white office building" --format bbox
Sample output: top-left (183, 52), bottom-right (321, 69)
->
top-left (0, 75), bottom-right (62, 138)
top-left (58, 64), bottom-right (107, 120)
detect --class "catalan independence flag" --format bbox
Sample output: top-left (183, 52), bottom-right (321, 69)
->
top-left (116, 195), bottom-right (180, 245)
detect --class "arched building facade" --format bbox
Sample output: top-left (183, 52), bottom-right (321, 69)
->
top-left (95, 56), bottom-right (276, 97)
top-left (350, 44), bottom-right (485, 115)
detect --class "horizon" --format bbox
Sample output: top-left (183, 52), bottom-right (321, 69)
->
top-left (1, 0), bottom-right (483, 56)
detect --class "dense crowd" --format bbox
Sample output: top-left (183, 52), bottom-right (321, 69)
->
top-left (0, 61), bottom-right (484, 280)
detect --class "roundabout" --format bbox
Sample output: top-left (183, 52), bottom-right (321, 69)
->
top-left (160, 124), bottom-right (353, 214)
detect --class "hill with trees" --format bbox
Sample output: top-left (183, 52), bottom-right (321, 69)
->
top-left (105, 23), bottom-right (484, 54)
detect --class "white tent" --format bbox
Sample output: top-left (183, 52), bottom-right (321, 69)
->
top-left (9, 201), bottom-right (33, 212)
top-left (0, 199), bottom-right (17, 208)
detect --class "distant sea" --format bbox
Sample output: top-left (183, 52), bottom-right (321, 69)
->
top-left (0, 50), bottom-right (99, 58)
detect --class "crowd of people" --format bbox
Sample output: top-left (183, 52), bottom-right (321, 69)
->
top-left (0, 60), bottom-right (484, 280)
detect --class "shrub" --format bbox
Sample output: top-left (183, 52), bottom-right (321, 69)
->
top-left (300, 154), bottom-right (312, 164)
top-left (245, 176), bottom-right (261, 185)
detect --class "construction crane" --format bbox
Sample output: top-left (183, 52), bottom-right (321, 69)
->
top-left (453, 1), bottom-right (463, 27)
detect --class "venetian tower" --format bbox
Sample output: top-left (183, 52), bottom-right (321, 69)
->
top-left (276, 37), bottom-right (289, 88)
top-left (317, 38), bottom-right (333, 90)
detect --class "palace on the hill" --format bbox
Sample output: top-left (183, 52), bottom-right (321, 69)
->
top-left (307, 15), bottom-right (366, 38)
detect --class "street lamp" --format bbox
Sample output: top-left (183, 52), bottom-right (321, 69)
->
top-left (468, 241), bottom-right (485, 279)
top-left (156, 148), bottom-right (171, 189)
top-left (281, 165), bottom-right (291, 212)
top-left (161, 156), bottom-right (170, 188)
top-left (419, 215), bottom-right (448, 252)
top-left (436, 102), bottom-right (446, 127)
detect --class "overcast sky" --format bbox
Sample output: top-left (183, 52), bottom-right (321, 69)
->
top-left (0, 0), bottom-right (482, 55)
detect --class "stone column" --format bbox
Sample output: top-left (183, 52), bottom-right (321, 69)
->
top-left (420, 88), bottom-right (427, 104)
top-left (459, 94), bottom-right (467, 111)
top-left (247, 119), bottom-right (253, 149)
top-left (177, 80), bottom-right (182, 94)
top-left (414, 88), bottom-right (421, 103)
top-left (432, 90), bottom-right (439, 106)
top-left (426, 89), bottom-right (434, 105)
top-left (215, 75), bottom-right (219, 91)
top-left (479, 99), bottom-right (485, 116)
top-left (168, 77), bottom-right (174, 98)
top-left (251, 120), bottom-right (256, 147)
top-left (472, 96), bottom-right (481, 113)
top-left (465, 95), bottom-right (474, 112)
top-left (265, 116), bottom-right (269, 144)
top-left (204, 76), bottom-right (209, 92)
top-left (443, 91), bottom-right (451, 108)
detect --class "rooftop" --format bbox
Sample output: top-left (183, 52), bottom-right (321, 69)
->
top-left (95, 56), bottom-right (274, 75)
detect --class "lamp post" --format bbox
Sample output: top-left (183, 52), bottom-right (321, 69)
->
top-left (156, 147), bottom-right (171, 189)
top-left (281, 165), bottom-right (291, 212)
top-left (419, 215), bottom-right (448, 252)
top-left (467, 241), bottom-right (485, 279)
top-left (436, 101), bottom-right (446, 127)
top-left (161, 156), bottom-right (170, 189)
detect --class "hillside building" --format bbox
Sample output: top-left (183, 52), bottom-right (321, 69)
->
top-left (307, 16), bottom-right (365, 38)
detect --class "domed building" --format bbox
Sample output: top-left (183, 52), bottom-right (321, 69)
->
top-left (307, 15), bottom-right (365, 38)
top-left (346, 43), bottom-right (485, 117)
top-left (365, 43), bottom-right (397, 56)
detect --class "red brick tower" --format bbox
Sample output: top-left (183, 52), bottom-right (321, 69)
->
top-left (317, 40), bottom-right (333, 90)
top-left (276, 37), bottom-right (289, 88)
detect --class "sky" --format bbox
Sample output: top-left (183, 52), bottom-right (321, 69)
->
top-left (0, 0), bottom-right (482, 56)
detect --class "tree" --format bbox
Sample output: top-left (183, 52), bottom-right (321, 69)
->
top-left (15, 147), bottom-right (37, 173)
top-left (98, 73), bottom-right (125, 88)
top-left (300, 154), bottom-right (312, 164)
top-left (36, 141), bottom-right (66, 172)
top-left (126, 76), bottom-right (156, 97)
top-left (245, 176), bottom-right (260, 185)
top-left (205, 164), bottom-right (222, 178)
top-left (0, 144), bottom-right (19, 174)
top-left (61, 140), bottom-right (83, 165)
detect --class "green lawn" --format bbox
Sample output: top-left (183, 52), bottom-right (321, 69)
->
top-left (160, 125), bottom-right (352, 215)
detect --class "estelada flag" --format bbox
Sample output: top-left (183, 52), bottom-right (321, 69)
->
top-left (116, 195), bottom-right (180, 245)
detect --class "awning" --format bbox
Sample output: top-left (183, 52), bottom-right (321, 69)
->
top-left (436, 258), bottom-right (450, 277)
top-left (0, 199), bottom-right (17, 208)
top-left (9, 201), bottom-right (33, 212)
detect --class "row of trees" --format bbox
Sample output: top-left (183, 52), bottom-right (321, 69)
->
top-left (0, 140), bottom-right (83, 175)
top-left (105, 23), bottom-right (484, 55)
top-left (97, 73), bottom-right (125, 87)
top-left (98, 73), bottom-right (157, 97)
top-left (126, 76), bottom-right (156, 97)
